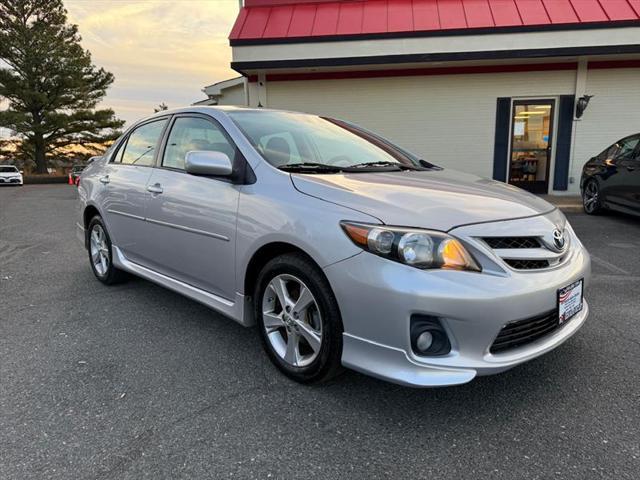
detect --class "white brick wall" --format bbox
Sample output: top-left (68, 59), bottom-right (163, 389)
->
top-left (215, 83), bottom-right (246, 106)
top-left (259, 67), bottom-right (640, 194)
top-left (572, 68), bottom-right (640, 185)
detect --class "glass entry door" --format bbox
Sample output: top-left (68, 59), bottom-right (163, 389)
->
top-left (508, 100), bottom-right (555, 193)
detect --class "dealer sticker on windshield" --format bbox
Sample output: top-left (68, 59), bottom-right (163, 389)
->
top-left (558, 279), bottom-right (583, 324)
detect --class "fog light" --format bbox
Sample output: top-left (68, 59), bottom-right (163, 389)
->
top-left (410, 316), bottom-right (451, 356)
top-left (416, 331), bottom-right (433, 351)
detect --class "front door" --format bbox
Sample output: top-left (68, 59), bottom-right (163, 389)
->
top-left (141, 115), bottom-right (241, 300)
top-left (508, 100), bottom-right (555, 194)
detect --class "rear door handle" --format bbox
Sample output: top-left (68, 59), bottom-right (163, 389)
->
top-left (99, 175), bottom-right (110, 184)
top-left (147, 183), bottom-right (163, 194)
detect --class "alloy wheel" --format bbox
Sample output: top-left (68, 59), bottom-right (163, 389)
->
top-left (583, 181), bottom-right (599, 213)
top-left (262, 274), bottom-right (323, 368)
top-left (89, 224), bottom-right (110, 276)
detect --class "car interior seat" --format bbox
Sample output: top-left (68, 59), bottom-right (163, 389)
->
top-left (263, 137), bottom-right (291, 167)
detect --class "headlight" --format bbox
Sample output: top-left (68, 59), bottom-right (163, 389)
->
top-left (341, 221), bottom-right (481, 272)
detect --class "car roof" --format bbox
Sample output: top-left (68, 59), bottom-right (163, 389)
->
top-left (135, 105), bottom-right (314, 125)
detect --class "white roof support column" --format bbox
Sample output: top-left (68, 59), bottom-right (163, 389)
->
top-left (243, 77), bottom-right (249, 106)
top-left (257, 72), bottom-right (268, 108)
top-left (568, 57), bottom-right (590, 187)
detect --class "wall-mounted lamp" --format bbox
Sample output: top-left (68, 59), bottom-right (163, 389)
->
top-left (575, 95), bottom-right (593, 119)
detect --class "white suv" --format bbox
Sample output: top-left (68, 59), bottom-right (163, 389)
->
top-left (0, 165), bottom-right (23, 186)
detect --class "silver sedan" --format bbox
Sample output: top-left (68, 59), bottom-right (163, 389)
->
top-left (76, 107), bottom-right (590, 387)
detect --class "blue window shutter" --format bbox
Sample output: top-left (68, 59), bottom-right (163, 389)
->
top-left (553, 95), bottom-right (575, 191)
top-left (493, 97), bottom-right (511, 182)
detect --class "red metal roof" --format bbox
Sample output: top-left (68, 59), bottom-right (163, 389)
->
top-left (230, 0), bottom-right (640, 43)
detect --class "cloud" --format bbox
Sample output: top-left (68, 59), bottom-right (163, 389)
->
top-left (65, 0), bottom-right (240, 125)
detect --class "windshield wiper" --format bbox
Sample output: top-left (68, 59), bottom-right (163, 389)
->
top-left (346, 161), bottom-right (417, 170)
top-left (278, 162), bottom-right (344, 173)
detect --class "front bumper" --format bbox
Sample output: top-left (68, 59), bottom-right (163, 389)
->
top-left (0, 177), bottom-right (23, 185)
top-left (324, 215), bottom-right (591, 387)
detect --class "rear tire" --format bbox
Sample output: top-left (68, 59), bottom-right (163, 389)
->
top-left (254, 253), bottom-right (344, 384)
top-left (87, 215), bottom-right (128, 285)
top-left (582, 179), bottom-right (604, 215)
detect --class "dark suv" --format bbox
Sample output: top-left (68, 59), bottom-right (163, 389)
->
top-left (581, 134), bottom-right (640, 217)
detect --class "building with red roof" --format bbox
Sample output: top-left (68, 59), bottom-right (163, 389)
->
top-left (209, 0), bottom-right (640, 194)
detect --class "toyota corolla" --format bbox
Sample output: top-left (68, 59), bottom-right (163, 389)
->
top-left (76, 107), bottom-right (590, 387)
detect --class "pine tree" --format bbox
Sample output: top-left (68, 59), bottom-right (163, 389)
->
top-left (0, 0), bottom-right (124, 173)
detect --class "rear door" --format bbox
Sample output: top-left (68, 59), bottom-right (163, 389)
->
top-left (141, 114), bottom-right (241, 300)
top-left (623, 146), bottom-right (640, 214)
top-left (100, 117), bottom-right (169, 264)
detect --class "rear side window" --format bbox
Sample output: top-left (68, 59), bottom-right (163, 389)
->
top-left (115, 119), bottom-right (167, 166)
top-left (162, 117), bottom-right (236, 170)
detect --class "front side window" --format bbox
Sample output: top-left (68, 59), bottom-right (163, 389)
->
top-left (228, 111), bottom-right (422, 172)
top-left (163, 117), bottom-right (235, 170)
top-left (117, 119), bottom-right (167, 166)
top-left (600, 136), bottom-right (640, 162)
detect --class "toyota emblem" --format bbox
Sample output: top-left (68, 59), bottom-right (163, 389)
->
top-left (552, 228), bottom-right (566, 251)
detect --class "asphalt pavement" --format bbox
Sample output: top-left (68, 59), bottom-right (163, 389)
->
top-left (1, 185), bottom-right (639, 479)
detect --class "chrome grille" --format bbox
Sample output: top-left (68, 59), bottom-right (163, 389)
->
top-left (481, 234), bottom-right (568, 271)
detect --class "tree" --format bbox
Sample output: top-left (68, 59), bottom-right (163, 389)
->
top-left (154, 102), bottom-right (168, 113)
top-left (0, 0), bottom-right (124, 173)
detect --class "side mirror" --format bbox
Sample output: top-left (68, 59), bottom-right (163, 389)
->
top-left (19, 170), bottom-right (24, 174)
top-left (185, 151), bottom-right (232, 176)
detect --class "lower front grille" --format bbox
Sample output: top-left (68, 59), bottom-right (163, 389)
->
top-left (490, 310), bottom-right (562, 353)
top-left (504, 259), bottom-right (550, 270)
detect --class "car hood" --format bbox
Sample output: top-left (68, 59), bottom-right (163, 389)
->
top-left (290, 169), bottom-right (555, 231)
top-left (0, 171), bottom-right (20, 177)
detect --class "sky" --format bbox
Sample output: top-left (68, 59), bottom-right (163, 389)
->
top-left (65, 0), bottom-right (241, 126)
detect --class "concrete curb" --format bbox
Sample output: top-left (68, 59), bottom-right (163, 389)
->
top-left (556, 205), bottom-right (584, 213)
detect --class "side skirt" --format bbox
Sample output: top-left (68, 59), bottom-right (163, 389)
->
top-left (111, 246), bottom-right (255, 327)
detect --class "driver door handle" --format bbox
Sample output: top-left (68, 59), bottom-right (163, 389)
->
top-left (147, 183), bottom-right (163, 194)
top-left (99, 175), bottom-right (110, 184)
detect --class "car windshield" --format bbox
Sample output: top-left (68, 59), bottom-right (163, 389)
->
top-left (228, 110), bottom-right (426, 172)
top-left (0, 166), bottom-right (18, 173)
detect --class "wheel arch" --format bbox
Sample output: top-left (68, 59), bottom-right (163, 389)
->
top-left (82, 204), bottom-right (103, 248)
top-left (243, 242), bottom-right (324, 300)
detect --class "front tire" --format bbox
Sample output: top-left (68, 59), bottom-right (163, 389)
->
top-left (87, 215), bottom-right (128, 285)
top-left (254, 253), bottom-right (344, 384)
top-left (583, 179), bottom-right (604, 215)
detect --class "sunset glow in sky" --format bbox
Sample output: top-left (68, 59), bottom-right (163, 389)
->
top-left (65, 0), bottom-right (240, 126)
